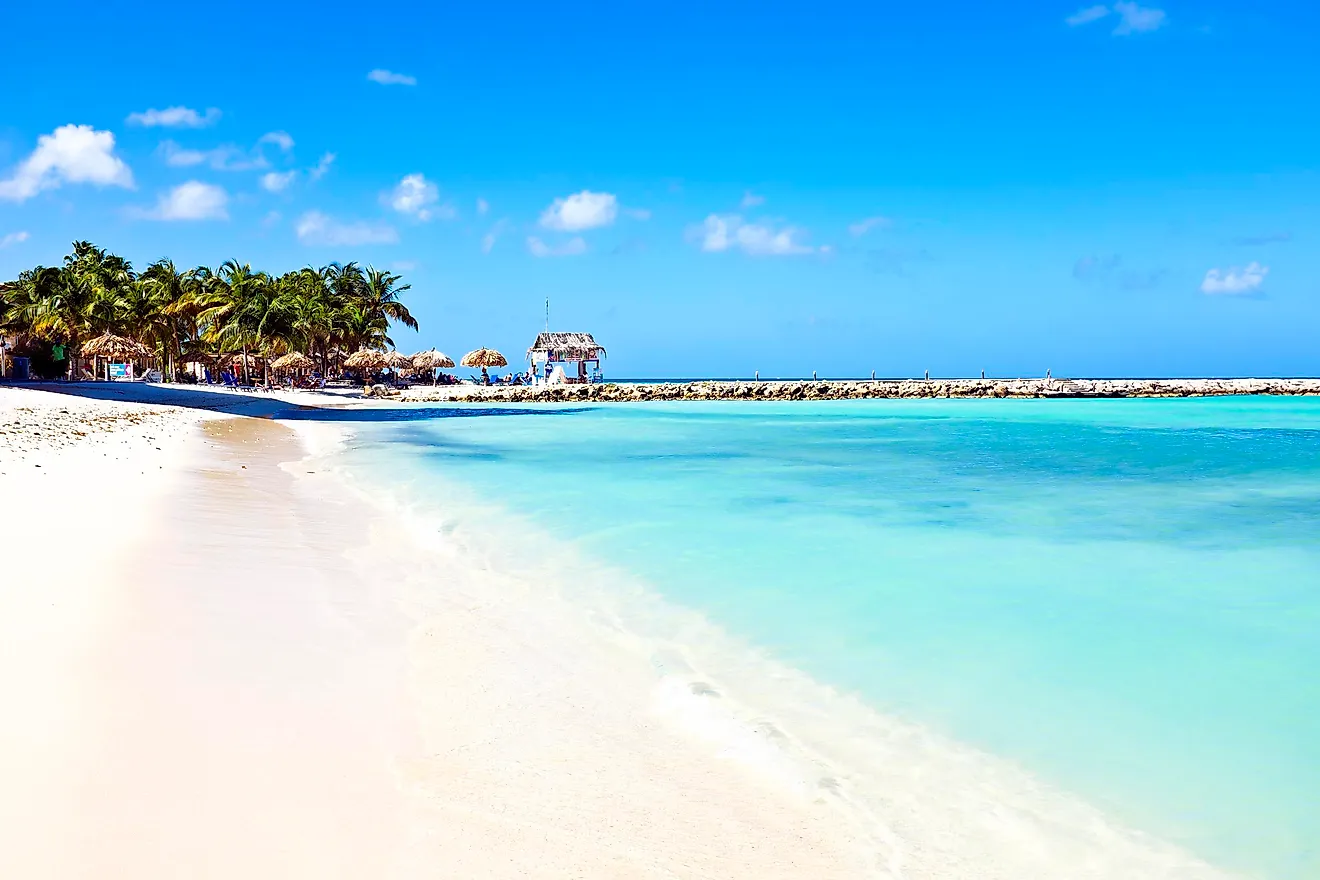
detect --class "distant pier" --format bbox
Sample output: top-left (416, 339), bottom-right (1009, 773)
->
top-left (398, 377), bottom-right (1320, 403)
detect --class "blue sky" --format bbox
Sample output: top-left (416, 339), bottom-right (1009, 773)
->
top-left (2, 0), bottom-right (1318, 377)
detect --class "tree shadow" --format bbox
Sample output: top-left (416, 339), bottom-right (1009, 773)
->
top-left (4, 381), bottom-right (592, 422)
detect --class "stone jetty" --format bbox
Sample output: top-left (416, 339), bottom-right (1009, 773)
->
top-left (397, 377), bottom-right (1320, 404)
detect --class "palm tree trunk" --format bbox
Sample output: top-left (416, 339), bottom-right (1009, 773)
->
top-left (242, 342), bottom-right (250, 385)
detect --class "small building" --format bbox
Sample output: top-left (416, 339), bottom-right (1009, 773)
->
top-left (527, 332), bottom-right (607, 384)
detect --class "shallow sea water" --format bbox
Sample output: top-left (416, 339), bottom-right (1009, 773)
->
top-left (310, 397), bottom-right (1320, 878)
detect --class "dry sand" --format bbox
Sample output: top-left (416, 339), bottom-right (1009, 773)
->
top-left (0, 385), bottom-right (869, 878)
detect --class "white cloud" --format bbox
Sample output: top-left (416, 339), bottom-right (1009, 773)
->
top-left (1201, 262), bottom-right (1268, 295)
top-left (539, 190), bottom-right (618, 231)
top-left (367, 69), bottom-right (417, 86)
top-left (848, 216), bottom-right (892, 237)
top-left (1066, 3), bottom-right (1164, 34)
top-left (740, 190), bottom-right (766, 208)
top-left (0, 124), bottom-right (134, 202)
top-left (527, 235), bottom-right (588, 257)
top-left (158, 140), bottom-right (267, 171)
top-left (385, 173), bottom-right (453, 221)
top-left (693, 214), bottom-right (821, 256)
top-left (1, 231), bottom-right (30, 248)
top-left (296, 211), bottom-right (398, 246)
top-left (260, 170), bottom-right (297, 192)
top-left (143, 181), bottom-right (229, 221)
top-left (259, 131), bottom-right (295, 151)
top-left (1066, 4), bottom-right (1110, 25)
top-left (477, 197), bottom-right (489, 215)
top-left (1113, 1), bottom-right (1166, 33)
top-left (126, 106), bottom-right (221, 128)
top-left (309, 152), bottom-right (335, 181)
top-left (482, 218), bottom-right (511, 254)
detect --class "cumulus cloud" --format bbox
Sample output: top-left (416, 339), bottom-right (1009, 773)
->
top-left (740, 190), bottom-right (766, 208)
top-left (1, 231), bottom-right (30, 248)
top-left (1065, 2), bottom-right (1165, 34)
top-left (848, 216), bottom-right (892, 237)
top-left (385, 173), bottom-right (453, 221)
top-left (126, 106), bottom-right (221, 128)
top-left (539, 190), bottom-right (618, 231)
top-left (367, 69), bottom-right (416, 86)
top-left (260, 170), bottom-right (297, 192)
top-left (0, 124), bottom-right (134, 202)
top-left (1066, 4), bottom-right (1110, 25)
top-left (309, 152), bottom-right (335, 182)
top-left (259, 131), bottom-right (295, 151)
top-left (158, 140), bottom-right (268, 171)
top-left (140, 181), bottom-right (229, 221)
top-left (477, 197), bottom-right (489, 215)
top-left (693, 214), bottom-right (821, 256)
top-left (1113, 1), bottom-right (1166, 33)
top-left (527, 236), bottom-right (588, 257)
top-left (1201, 262), bottom-right (1268, 295)
top-left (296, 211), bottom-right (398, 246)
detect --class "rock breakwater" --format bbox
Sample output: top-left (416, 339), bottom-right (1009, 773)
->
top-left (399, 377), bottom-right (1320, 403)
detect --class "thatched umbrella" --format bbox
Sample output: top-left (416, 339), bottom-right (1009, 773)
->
top-left (82, 333), bottom-right (150, 380)
top-left (82, 333), bottom-right (149, 360)
top-left (345, 348), bottom-right (388, 384)
top-left (271, 351), bottom-right (314, 371)
top-left (344, 349), bottom-right (388, 370)
top-left (383, 350), bottom-right (413, 371)
top-left (461, 348), bottom-right (507, 368)
top-left (412, 348), bottom-right (455, 385)
top-left (412, 349), bottom-right (455, 369)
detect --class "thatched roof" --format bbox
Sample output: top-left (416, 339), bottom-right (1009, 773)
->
top-left (382, 350), bottom-right (413, 369)
top-left (461, 348), bottom-right (508, 368)
top-left (344, 348), bottom-right (388, 370)
top-left (82, 333), bottom-right (150, 360)
top-left (271, 351), bottom-right (314, 370)
top-left (527, 332), bottom-right (606, 361)
top-left (411, 348), bottom-right (455, 369)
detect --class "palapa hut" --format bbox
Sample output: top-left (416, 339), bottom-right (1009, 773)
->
top-left (82, 333), bottom-right (151, 380)
top-left (527, 332), bottom-right (606, 383)
top-left (461, 348), bottom-right (508, 385)
top-left (382, 350), bottom-right (413, 371)
top-left (270, 351), bottom-right (314, 371)
top-left (344, 348), bottom-right (388, 384)
top-left (412, 349), bottom-right (455, 385)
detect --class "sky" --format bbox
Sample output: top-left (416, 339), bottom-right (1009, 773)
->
top-left (2, 0), bottom-right (1318, 378)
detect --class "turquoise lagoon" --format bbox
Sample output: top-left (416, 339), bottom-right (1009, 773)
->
top-left (315, 398), bottom-right (1320, 878)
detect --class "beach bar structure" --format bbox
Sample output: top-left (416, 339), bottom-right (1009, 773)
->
top-left (527, 332), bottom-right (606, 383)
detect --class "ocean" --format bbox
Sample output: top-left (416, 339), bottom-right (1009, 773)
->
top-left (299, 397), bottom-right (1320, 878)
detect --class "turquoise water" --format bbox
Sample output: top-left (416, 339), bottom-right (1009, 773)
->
top-left (325, 398), bottom-right (1320, 877)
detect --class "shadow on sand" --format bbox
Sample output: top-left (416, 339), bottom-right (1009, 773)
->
top-left (4, 381), bottom-right (591, 422)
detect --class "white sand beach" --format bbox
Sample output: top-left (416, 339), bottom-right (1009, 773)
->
top-left (0, 383), bottom-right (1239, 879)
top-left (0, 384), bottom-right (869, 879)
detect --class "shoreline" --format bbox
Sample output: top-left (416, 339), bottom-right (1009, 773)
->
top-left (0, 386), bottom-right (875, 877)
top-left (399, 376), bottom-right (1320, 403)
top-left (292, 406), bottom-right (1237, 879)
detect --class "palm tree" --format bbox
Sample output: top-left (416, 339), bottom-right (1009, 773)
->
top-left (2, 243), bottom-right (421, 383)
